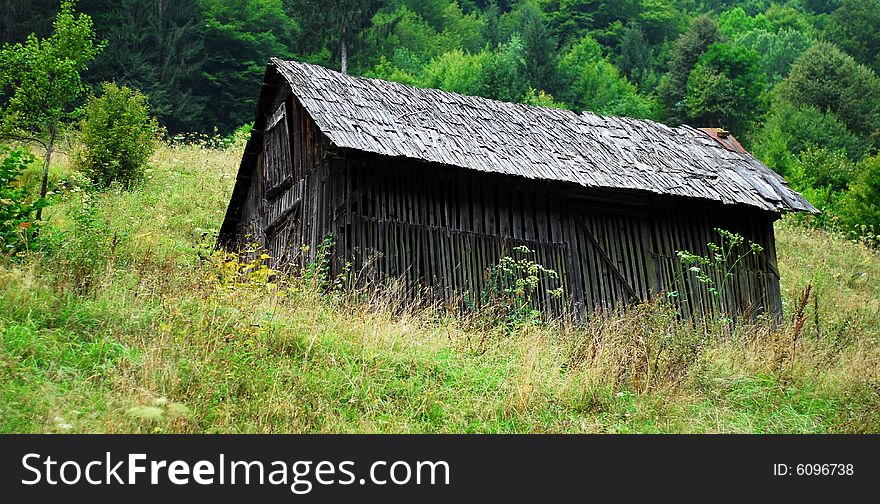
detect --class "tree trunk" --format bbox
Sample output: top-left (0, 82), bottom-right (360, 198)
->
top-left (35, 122), bottom-right (56, 222)
top-left (340, 21), bottom-right (348, 75)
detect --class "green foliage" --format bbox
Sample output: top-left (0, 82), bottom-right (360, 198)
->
top-left (221, 123), bottom-right (254, 150)
top-left (684, 63), bottom-right (737, 127)
top-left (287, 0), bottom-right (381, 74)
top-left (420, 49), bottom-right (491, 96)
top-left (545, 0), bottom-right (671, 48)
top-left (658, 15), bottom-right (720, 124)
top-left (208, 246), bottom-right (279, 291)
top-left (301, 234), bottom-right (339, 292)
top-left (0, 0), bottom-right (103, 221)
top-left (482, 0), bottom-right (503, 49)
top-left (75, 83), bottom-right (160, 189)
top-left (753, 102), bottom-right (864, 176)
top-left (0, 148), bottom-right (48, 253)
top-left (826, 0), bottom-right (880, 75)
top-left (523, 88), bottom-right (565, 108)
top-left (518, 4), bottom-right (563, 96)
top-left (368, 5), bottom-right (448, 64)
top-left (735, 28), bottom-right (812, 84)
top-left (778, 42), bottom-right (880, 137)
top-left (718, 6), bottom-right (770, 38)
top-left (199, 0), bottom-right (298, 131)
top-left (483, 35), bottom-right (530, 102)
top-left (616, 21), bottom-right (655, 90)
top-left (366, 59), bottom-right (419, 87)
top-left (0, 0), bottom-right (103, 135)
top-left (786, 147), bottom-right (858, 228)
top-left (79, 0), bottom-right (206, 133)
top-left (803, 0), bottom-right (841, 14)
top-left (840, 154), bottom-right (880, 239)
top-left (560, 35), bottom-right (654, 118)
top-left (480, 245), bottom-right (563, 328)
top-left (46, 191), bottom-right (117, 294)
top-left (763, 4), bottom-right (816, 36)
top-left (674, 228), bottom-right (764, 315)
top-left (545, 0), bottom-right (608, 46)
top-left (438, 1), bottom-right (486, 53)
top-left (635, 0), bottom-right (683, 44)
top-left (684, 42), bottom-right (766, 134)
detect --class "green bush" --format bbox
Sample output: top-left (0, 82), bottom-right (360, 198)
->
top-left (76, 82), bottom-right (160, 188)
top-left (777, 42), bottom-right (880, 137)
top-left (0, 147), bottom-right (48, 254)
top-left (43, 191), bottom-right (117, 294)
top-left (786, 147), bottom-right (858, 229)
top-left (840, 154), bottom-right (880, 242)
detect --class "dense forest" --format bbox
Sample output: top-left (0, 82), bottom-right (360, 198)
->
top-left (1, 0), bottom-right (879, 237)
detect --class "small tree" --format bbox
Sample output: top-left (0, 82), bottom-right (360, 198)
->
top-left (617, 22), bottom-right (653, 90)
top-left (560, 35), bottom-right (654, 118)
top-left (0, 0), bottom-right (103, 220)
top-left (657, 15), bottom-right (720, 124)
top-left (76, 82), bottom-right (160, 188)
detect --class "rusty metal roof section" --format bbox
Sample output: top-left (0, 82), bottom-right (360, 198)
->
top-left (271, 58), bottom-right (817, 214)
top-left (698, 127), bottom-right (748, 154)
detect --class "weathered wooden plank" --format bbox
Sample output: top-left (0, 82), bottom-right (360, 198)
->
top-left (562, 214), bottom-right (585, 320)
top-left (498, 185), bottom-right (511, 240)
top-left (534, 189), bottom-right (547, 244)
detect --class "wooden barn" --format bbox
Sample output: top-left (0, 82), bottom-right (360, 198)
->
top-left (218, 59), bottom-right (816, 319)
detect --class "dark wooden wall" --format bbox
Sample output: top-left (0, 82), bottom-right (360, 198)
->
top-left (232, 89), bottom-right (782, 320)
top-left (237, 88), bottom-right (337, 271)
top-left (328, 156), bottom-right (780, 319)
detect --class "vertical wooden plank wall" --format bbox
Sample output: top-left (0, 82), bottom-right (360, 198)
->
top-left (333, 157), bottom-right (781, 319)
top-left (648, 204), bottom-right (780, 318)
top-left (338, 159), bottom-right (569, 313)
top-left (238, 147), bottom-right (265, 248)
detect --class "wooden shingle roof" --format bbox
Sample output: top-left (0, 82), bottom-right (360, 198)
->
top-left (272, 58), bottom-right (816, 214)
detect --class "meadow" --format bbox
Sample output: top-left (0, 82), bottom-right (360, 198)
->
top-left (1, 143), bottom-right (878, 433)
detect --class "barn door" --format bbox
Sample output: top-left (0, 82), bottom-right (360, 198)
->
top-left (568, 204), bottom-right (651, 311)
top-left (263, 102), bottom-right (299, 267)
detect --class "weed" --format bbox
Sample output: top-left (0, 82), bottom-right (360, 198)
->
top-left (673, 228), bottom-right (765, 317)
top-left (479, 245), bottom-right (564, 329)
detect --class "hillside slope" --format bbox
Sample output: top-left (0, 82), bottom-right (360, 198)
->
top-left (1, 144), bottom-right (878, 433)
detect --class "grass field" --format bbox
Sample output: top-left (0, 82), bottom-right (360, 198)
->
top-left (1, 143), bottom-right (878, 433)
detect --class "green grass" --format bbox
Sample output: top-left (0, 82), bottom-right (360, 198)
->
top-left (0, 143), bottom-right (878, 433)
